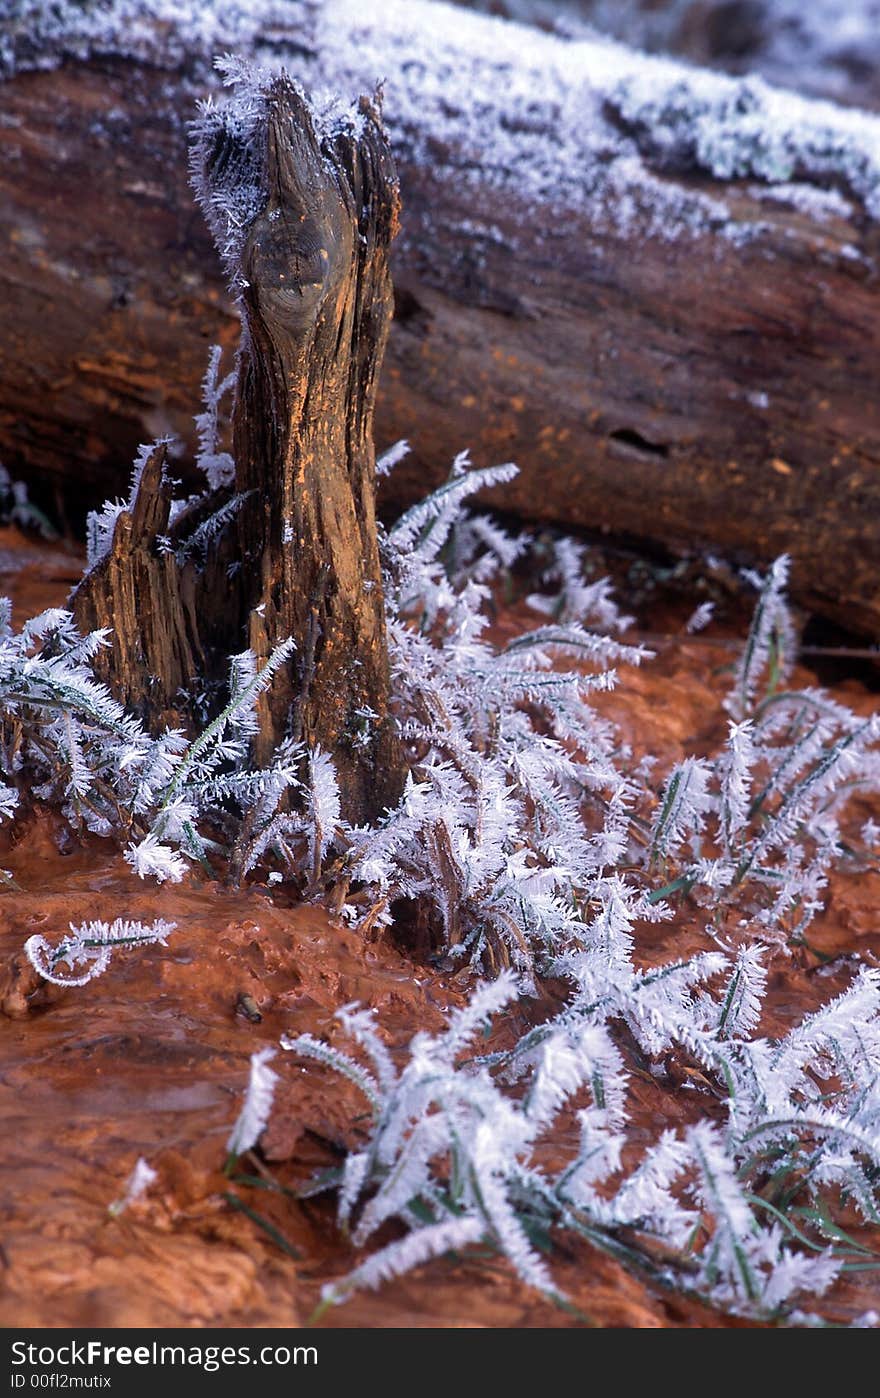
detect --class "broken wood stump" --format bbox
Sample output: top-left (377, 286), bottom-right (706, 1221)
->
top-left (71, 442), bottom-right (204, 721)
top-left (73, 72), bottom-right (404, 824)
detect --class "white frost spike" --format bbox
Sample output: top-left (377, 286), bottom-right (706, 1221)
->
top-left (688, 1121), bottom-right (757, 1298)
top-left (729, 554), bottom-right (796, 718)
top-left (194, 344), bottom-right (236, 489)
top-left (758, 1248), bottom-right (842, 1311)
top-left (376, 439), bottom-right (410, 477)
top-left (227, 1047), bottom-right (279, 1157)
top-left (436, 969), bottom-right (521, 1065)
top-left (322, 1217), bottom-right (484, 1304)
top-left (527, 1022), bottom-right (626, 1131)
top-left (650, 756), bottom-right (713, 861)
top-left (109, 1157), bottom-right (158, 1218)
top-left (309, 747), bottom-right (342, 872)
top-left (0, 783), bottom-right (18, 821)
top-left (685, 601), bottom-right (715, 634)
top-left (528, 537), bottom-right (633, 631)
top-left (389, 459), bottom-right (518, 553)
top-left (336, 1002), bottom-right (398, 1095)
top-left (717, 718), bottom-right (755, 849)
top-left (717, 944), bottom-right (767, 1039)
top-left (124, 833), bottom-right (187, 884)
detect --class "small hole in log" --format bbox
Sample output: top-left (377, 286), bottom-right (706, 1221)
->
top-left (393, 285), bottom-right (432, 330)
top-left (608, 428), bottom-right (670, 460)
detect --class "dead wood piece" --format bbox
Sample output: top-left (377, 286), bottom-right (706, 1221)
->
top-left (225, 83), bottom-right (403, 815)
top-left (73, 77), bottom-right (405, 823)
top-left (71, 443), bottom-right (204, 724)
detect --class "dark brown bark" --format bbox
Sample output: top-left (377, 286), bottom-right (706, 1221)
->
top-left (1, 18), bottom-right (879, 636)
top-left (73, 76), bottom-right (404, 823)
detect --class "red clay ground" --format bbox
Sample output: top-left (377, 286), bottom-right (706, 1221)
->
top-left (0, 526), bottom-right (878, 1328)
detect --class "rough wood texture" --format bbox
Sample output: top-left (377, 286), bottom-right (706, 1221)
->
top-left (73, 76), bottom-right (404, 823)
top-left (70, 443), bottom-right (204, 723)
top-left (223, 80), bottom-right (403, 813)
top-left (1, 2), bottom-right (879, 636)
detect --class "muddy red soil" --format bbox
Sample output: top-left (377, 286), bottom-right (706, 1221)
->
top-left (0, 527), bottom-right (878, 1328)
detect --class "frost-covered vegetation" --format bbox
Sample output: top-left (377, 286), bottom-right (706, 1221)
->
top-left (4, 0), bottom-right (879, 1332)
top-left (25, 917), bottom-right (176, 988)
top-left (5, 352), bottom-right (880, 1323)
top-left (0, 461), bottom-right (54, 538)
top-left (279, 964), bottom-right (880, 1321)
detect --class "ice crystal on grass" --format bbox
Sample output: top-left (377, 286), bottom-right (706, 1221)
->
top-left (306, 749), bottom-right (341, 883)
top-left (685, 601), bottom-right (714, 634)
top-left (717, 719), bottom-right (756, 854)
top-left (124, 834), bottom-right (187, 884)
top-left (527, 535), bottom-right (633, 632)
top-left (194, 343), bottom-right (236, 490)
top-left (227, 1047), bottom-right (279, 1159)
top-left (375, 439), bottom-right (410, 478)
top-left (282, 951), bottom-right (880, 1321)
top-left (25, 918), bottom-right (175, 988)
top-left (649, 756), bottom-right (713, 864)
top-left (729, 555), bottom-right (797, 720)
top-left (0, 782), bottom-right (18, 822)
top-left (108, 1157), bottom-right (158, 1218)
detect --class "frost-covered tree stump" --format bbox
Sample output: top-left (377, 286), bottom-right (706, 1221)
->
top-left (4, 0), bottom-right (880, 635)
top-left (73, 71), bottom-right (404, 824)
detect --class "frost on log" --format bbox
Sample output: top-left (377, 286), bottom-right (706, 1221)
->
top-left (4, 0), bottom-right (880, 636)
top-left (73, 72), bottom-right (404, 824)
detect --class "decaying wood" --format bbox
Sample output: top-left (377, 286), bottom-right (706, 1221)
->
top-left (1, 0), bottom-right (880, 636)
top-left (226, 80), bottom-right (403, 812)
top-left (71, 442), bottom-right (204, 722)
top-left (73, 76), bottom-right (404, 822)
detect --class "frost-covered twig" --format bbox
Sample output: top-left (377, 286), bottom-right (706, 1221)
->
top-left (25, 918), bottom-right (175, 987)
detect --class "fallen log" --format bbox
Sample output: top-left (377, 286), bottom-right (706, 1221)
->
top-left (453, 1), bottom-right (880, 112)
top-left (1, 0), bottom-right (879, 634)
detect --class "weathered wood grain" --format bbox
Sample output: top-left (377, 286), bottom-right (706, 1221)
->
top-left (72, 75), bottom-right (404, 821)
